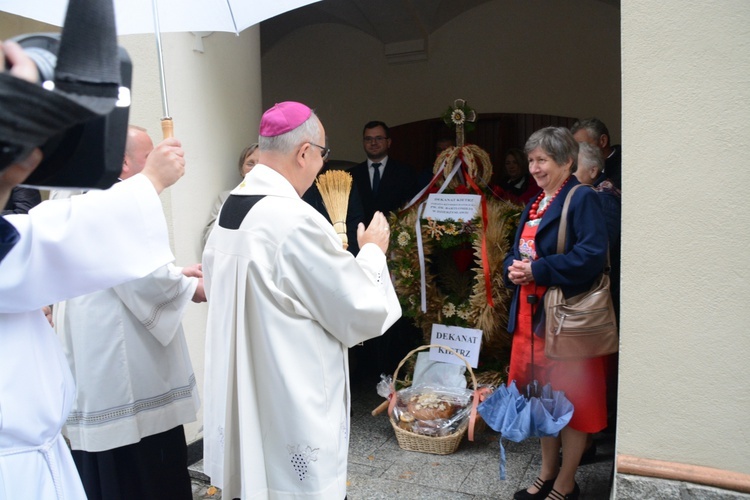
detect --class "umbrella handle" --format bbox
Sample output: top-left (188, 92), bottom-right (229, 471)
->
top-left (161, 117), bottom-right (174, 139)
top-left (527, 293), bottom-right (538, 383)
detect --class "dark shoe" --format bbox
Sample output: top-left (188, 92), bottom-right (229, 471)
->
top-left (547, 482), bottom-right (580, 500)
top-left (513, 476), bottom-right (556, 500)
top-left (560, 440), bottom-right (597, 466)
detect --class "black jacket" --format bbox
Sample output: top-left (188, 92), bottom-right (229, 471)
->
top-left (350, 158), bottom-right (419, 225)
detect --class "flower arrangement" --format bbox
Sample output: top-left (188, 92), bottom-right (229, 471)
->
top-left (389, 99), bottom-right (525, 382)
top-left (389, 149), bottom-right (523, 371)
top-left (392, 215), bottom-right (478, 329)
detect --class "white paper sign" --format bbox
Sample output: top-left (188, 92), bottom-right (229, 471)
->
top-left (429, 324), bottom-right (482, 368)
top-left (422, 194), bottom-right (481, 222)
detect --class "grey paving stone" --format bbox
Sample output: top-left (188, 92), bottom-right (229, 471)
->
top-left (191, 382), bottom-right (615, 499)
top-left (379, 453), bottom-right (474, 490)
top-left (459, 448), bottom-right (534, 497)
top-left (616, 474), bottom-right (750, 500)
top-left (347, 469), bottom-right (476, 500)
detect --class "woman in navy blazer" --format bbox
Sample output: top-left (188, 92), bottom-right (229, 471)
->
top-left (504, 127), bottom-right (609, 500)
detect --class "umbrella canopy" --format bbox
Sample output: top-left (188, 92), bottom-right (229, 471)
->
top-left (2, 0), bottom-right (322, 35)
top-left (2, 0), bottom-right (321, 136)
top-left (478, 380), bottom-right (573, 479)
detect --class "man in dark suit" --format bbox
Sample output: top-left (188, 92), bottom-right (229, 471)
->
top-left (350, 121), bottom-right (421, 383)
top-left (350, 121), bottom-right (420, 225)
top-left (571, 117), bottom-right (622, 189)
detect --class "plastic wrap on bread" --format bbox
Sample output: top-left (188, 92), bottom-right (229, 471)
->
top-left (389, 385), bottom-right (473, 437)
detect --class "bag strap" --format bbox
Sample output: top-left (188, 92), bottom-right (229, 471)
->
top-left (556, 184), bottom-right (586, 254)
top-left (555, 183), bottom-right (611, 273)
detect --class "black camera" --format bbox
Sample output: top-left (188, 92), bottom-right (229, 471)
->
top-left (2, 33), bottom-right (132, 190)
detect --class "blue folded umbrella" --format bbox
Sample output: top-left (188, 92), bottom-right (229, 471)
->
top-left (478, 380), bottom-right (574, 479)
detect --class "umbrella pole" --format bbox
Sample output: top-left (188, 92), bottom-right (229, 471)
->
top-left (527, 291), bottom-right (539, 398)
top-left (151, 0), bottom-right (173, 138)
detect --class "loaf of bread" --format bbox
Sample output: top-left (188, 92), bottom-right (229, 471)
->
top-left (405, 392), bottom-right (459, 421)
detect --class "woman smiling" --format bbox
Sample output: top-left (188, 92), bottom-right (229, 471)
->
top-left (504, 127), bottom-right (609, 500)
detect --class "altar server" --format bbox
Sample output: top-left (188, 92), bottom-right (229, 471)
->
top-left (54, 126), bottom-right (202, 500)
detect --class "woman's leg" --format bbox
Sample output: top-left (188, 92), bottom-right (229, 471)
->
top-left (550, 427), bottom-right (587, 496)
top-left (540, 436), bottom-right (562, 481)
top-left (523, 436), bottom-right (561, 494)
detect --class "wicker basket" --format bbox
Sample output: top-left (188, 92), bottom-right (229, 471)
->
top-left (388, 344), bottom-right (478, 455)
top-left (390, 418), bottom-right (469, 455)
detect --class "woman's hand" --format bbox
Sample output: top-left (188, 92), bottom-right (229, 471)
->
top-left (507, 258), bottom-right (534, 285)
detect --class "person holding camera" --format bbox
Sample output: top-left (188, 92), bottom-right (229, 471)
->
top-left (0, 38), bottom-right (188, 500)
top-left (0, 39), bottom-right (43, 262)
top-left (0, 150), bottom-right (41, 260)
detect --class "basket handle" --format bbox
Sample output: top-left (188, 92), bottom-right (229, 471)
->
top-left (386, 344), bottom-right (480, 441)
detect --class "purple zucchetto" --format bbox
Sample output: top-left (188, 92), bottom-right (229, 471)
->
top-left (259, 101), bottom-right (312, 137)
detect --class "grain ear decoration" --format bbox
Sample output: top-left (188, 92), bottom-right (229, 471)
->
top-left (315, 170), bottom-right (353, 249)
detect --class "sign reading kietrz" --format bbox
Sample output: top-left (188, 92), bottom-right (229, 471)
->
top-left (429, 324), bottom-right (482, 368)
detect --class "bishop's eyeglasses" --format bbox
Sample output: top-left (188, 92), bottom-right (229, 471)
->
top-left (309, 142), bottom-right (330, 161)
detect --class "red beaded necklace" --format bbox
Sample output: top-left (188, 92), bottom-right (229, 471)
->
top-left (528, 177), bottom-right (570, 220)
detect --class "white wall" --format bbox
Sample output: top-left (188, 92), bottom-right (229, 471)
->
top-left (620, 0), bottom-right (750, 475)
top-left (261, 0), bottom-right (621, 162)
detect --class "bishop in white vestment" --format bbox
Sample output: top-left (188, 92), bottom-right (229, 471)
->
top-left (202, 102), bottom-right (401, 499)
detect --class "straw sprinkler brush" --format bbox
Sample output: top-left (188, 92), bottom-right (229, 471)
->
top-left (315, 170), bottom-right (353, 249)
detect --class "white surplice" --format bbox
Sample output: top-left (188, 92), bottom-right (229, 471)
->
top-left (0, 174), bottom-right (174, 500)
top-left (202, 165), bottom-right (401, 500)
top-left (56, 263), bottom-right (200, 452)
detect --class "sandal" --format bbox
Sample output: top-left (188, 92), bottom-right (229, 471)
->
top-left (547, 482), bottom-right (580, 500)
top-left (513, 476), bottom-right (556, 500)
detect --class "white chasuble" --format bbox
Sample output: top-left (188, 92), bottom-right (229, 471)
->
top-left (202, 165), bottom-right (401, 499)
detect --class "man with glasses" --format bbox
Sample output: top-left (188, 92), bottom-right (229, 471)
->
top-left (350, 120), bottom-right (419, 225)
top-left (350, 121), bottom-right (421, 383)
top-left (202, 102), bottom-right (402, 500)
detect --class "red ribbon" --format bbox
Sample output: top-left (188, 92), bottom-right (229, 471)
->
top-left (468, 386), bottom-right (493, 441)
top-left (398, 150), bottom-right (494, 309)
top-left (387, 384), bottom-right (398, 417)
top-left (458, 152), bottom-right (494, 308)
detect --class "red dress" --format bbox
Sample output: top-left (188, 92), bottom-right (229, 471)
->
top-left (506, 222), bottom-right (608, 434)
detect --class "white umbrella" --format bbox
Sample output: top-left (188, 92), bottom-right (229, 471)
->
top-left (2, 0), bottom-right (321, 136)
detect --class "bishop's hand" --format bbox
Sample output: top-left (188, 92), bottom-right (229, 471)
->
top-left (357, 211), bottom-right (390, 254)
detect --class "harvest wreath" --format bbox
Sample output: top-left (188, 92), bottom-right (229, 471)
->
top-left (389, 143), bottom-right (522, 377)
